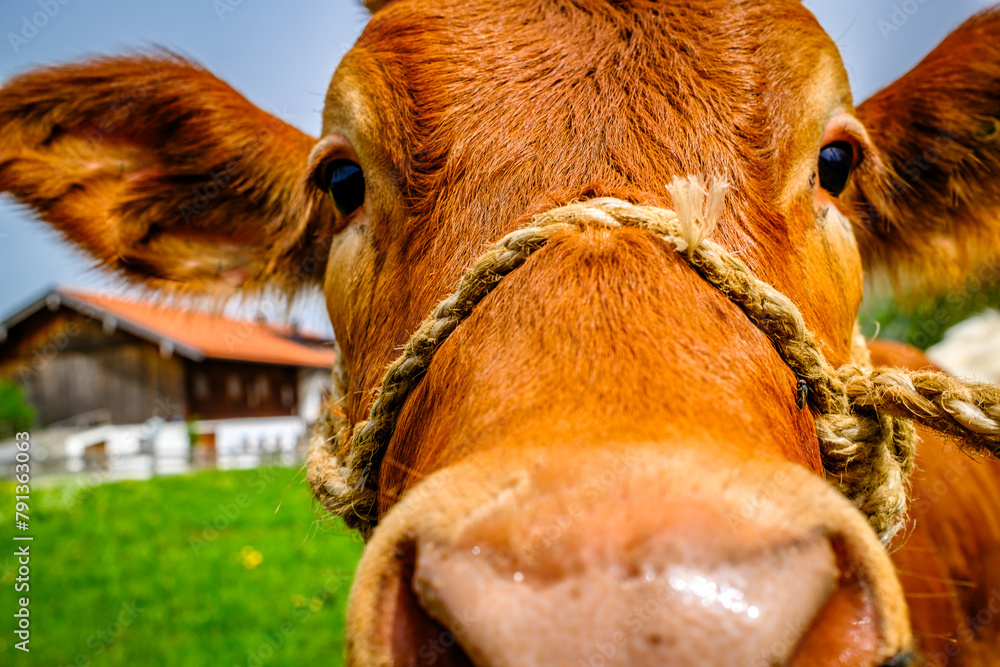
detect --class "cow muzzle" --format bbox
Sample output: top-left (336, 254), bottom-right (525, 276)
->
top-left (344, 446), bottom-right (912, 666)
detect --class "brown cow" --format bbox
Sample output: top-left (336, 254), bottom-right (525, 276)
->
top-left (3, 1), bottom-right (1000, 664)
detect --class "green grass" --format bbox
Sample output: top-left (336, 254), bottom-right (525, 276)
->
top-left (858, 264), bottom-right (1000, 350)
top-left (0, 467), bottom-right (365, 666)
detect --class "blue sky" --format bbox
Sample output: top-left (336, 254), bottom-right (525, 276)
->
top-left (0, 0), bottom-right (994, 334)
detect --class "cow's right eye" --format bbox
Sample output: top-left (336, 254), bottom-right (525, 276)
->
top-left (322, 159), bottom-right (365, 216)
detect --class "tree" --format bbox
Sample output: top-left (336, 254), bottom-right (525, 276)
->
top-left (0, 380), bottom-right (35, 438)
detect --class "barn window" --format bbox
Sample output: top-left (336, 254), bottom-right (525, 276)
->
top-left (247, 383), bottom-right (261, 409)
top-left (254, 374), bottom-right (271, 400)
top-left (226, 373), bottom-right (242, 399)
top-left (193, 372), bottom-right (209, 399)
top-left (281, 383), bottom-right (295, 408)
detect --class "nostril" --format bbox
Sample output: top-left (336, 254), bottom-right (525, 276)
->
top-left (787, 537), bottom-right (907, 667)
top-left (383, 542), bottom-right (476, 667)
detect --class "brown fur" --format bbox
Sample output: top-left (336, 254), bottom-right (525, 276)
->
top-left (3, 1), bottom-right (1000, 663)
top-left (325, 0), bottom-right (862, 425)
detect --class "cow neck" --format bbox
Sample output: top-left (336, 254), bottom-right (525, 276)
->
top-left (308, 175), bottom-right (1000, 544)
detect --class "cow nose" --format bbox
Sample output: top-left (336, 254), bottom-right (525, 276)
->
top-left (346, 448), bottom-right (911, 666)
top-left (412, 520), bottom-right (845, 666)
top-left (410, 512), bottom-right (885, 666)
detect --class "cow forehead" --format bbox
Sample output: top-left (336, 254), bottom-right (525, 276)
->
top-left (322, 0), bottom-right (849, 205)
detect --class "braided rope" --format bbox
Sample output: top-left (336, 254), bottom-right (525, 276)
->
top-left (308, 178), bottom-right (1000, 541)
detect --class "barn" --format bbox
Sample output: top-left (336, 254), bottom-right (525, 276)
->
top-left (0, 286), bottom-right (335, 474)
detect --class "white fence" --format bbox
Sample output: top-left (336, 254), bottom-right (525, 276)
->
top-left (0, 416), bottom-right (310, 481)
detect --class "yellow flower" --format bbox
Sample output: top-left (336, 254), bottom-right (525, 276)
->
top-left (240, 545), bottom-right (263, 570)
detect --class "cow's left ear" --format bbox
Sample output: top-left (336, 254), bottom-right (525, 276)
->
top-left (0, 53), bottom-right (333, 295)
top-left (849, 8), bottom-right (1000, 283)
top-left (364, 1), bottom-right (397, 12)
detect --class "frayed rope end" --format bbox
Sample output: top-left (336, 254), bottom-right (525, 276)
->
top-left (666, 175), bottom-right (729, 253)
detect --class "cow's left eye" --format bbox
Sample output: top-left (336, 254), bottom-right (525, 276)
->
top-left (817, 141), bottom-right (854, 197)
top-left (322, 159), bottom-right (366, 216)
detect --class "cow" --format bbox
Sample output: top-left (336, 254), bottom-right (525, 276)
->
top-left (3, 0), bottom-right (1000, 664)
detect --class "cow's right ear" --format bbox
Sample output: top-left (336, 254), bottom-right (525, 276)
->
top-left (0, 53), bottom-right (334, 295)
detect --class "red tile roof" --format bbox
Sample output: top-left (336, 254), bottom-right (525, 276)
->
top-left (53, 287), bottom-right (337, 368)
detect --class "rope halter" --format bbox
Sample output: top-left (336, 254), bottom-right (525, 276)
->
top-left (308, 175), bottom-right (1000, 543)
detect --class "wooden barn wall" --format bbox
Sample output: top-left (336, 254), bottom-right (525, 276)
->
top-left (0, 311), bottom-right (186, 426)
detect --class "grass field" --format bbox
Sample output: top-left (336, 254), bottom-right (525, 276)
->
top-left (1, 467), bottom-right (365, 666)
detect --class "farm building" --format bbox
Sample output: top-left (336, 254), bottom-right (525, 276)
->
top-left (0, 286), bottom-right (336, 475)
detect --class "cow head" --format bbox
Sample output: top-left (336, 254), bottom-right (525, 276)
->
top-left (5, 1), bottom-right (1000, 664)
